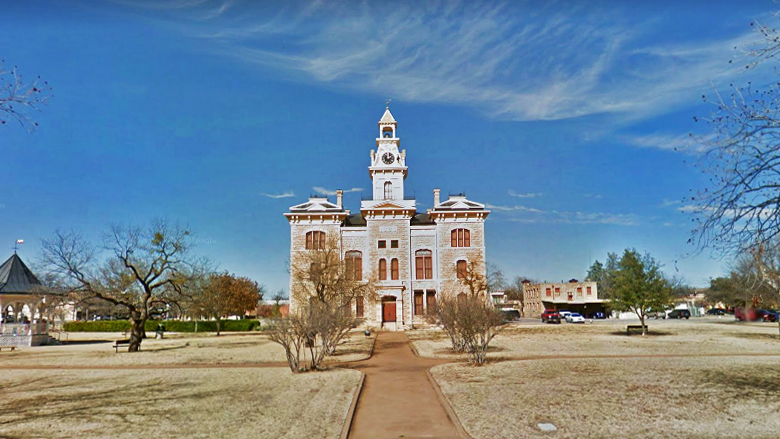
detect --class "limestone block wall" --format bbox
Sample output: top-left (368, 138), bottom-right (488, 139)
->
top-left (436, 221), bottom-right (486, 296)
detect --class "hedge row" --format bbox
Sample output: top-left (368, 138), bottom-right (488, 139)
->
top-left (63, 319), bottom-right (261, 333)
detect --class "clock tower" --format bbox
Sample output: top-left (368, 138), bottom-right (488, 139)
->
top-left (361, 107), bottom-right (414, 211)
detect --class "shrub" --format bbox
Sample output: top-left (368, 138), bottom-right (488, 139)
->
top-left (63, 319), bottom-right (261, 332)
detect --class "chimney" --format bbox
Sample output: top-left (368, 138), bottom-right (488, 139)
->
top-left (433, 188), bottom-right (440, 206)
top-left (336, 190), bottom-right (343, 208)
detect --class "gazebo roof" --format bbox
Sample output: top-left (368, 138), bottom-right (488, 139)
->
top-left (0, 254), bottom-right (41, 294)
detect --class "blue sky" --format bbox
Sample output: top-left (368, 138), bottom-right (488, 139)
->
top-left (1, 0), bottom-right (776, 293)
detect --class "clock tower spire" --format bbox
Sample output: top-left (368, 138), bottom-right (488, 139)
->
top-left (364, 106), bottom-right (411, 206)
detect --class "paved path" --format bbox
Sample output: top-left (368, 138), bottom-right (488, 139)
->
top-left (346, 332), bottom-right (462, 439)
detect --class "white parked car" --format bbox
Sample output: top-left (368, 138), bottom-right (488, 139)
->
top-left (558, 310), bottom-right (572, 321)
top-left (566, 313), bottom-right (585, 323)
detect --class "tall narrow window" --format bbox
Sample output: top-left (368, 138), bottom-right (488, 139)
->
top-left (356, 296), bottom-right (364, 318)
top-left (545, 287), bottom-right (551, 297)
top-left (456, 260), bottom-right (467, 279)
top-left (345, 251), bottom-right (362, 281)
top-left (391, 258), bottom-right (399, 280)
top-left (450, 229), bottom-right (471, 247)
top-left (305, 231), bottom-right (326, 250)
top-left (384, 181), bottom-right (393, 200)
top-left (415, 250), bottom-right (433, 279)
top-left (379, 259), bottom-right (387, 281)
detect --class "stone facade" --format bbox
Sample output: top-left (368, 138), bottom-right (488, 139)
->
top-left (285, 108), bottom-right (490, 330)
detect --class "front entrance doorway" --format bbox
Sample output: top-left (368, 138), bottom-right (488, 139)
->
top-left (382, 297), bottom-right (397, 323)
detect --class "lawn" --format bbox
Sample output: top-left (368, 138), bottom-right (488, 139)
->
top-left (0, 367), bottom-right (362, 439)
top-left (432, 356), bottom-right (780, 439)
top-left (409, 318), bottom-right (780, 360)
top-left (0, 330), bottom-right (374, 367)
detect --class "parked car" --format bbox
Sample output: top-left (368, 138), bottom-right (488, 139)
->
top-left (648, 309), bottom-right (667, 319)
top-left (565, 312), bottom-right (586, 323)
top-left (541, 309), bottom-right (561, 324)
top-left (588, 312), bottom-right (606, 319)
top-left (760, 309), bottom-right (778, 322)
top-left (667, 309), bottom-right (691, 319)
top-left (735, 308), bottom-right (762, 322)
top-left (500, 309), bottom-right (521, 322)
top-left (706, 308), bottom-right (726, 315)
top-left (558, 310), bottom-right (572, 321)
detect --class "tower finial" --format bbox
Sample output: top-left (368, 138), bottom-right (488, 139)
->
top-left (385, 98), bottom-right (391, 109)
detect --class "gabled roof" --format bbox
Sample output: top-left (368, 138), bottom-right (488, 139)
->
top-left (379, 108), bottom-right (396, 124)
top-left (0, 254), bottom-right (42, 294)
top-left (289, 196), bottom-right (344, 213)
top-left (433, 195), bottom-right (486, 210)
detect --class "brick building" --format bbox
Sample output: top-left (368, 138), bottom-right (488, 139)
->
top-left (523, 279), bottom-right (605, 318)
top-left (285, 108), bottom-right (489, 330)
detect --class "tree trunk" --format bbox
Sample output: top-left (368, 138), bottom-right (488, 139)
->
top-left (216, 318), bottom-right (221, 337)
top-left (129, 318), bottom-right (145, 352)
top-left (194, 320), bottom-right (198, 333)
top-left (640, 314), bottom-right (646, 336)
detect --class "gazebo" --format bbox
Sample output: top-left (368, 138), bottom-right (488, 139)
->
top-left (0, 253), bottom-right (52, 347)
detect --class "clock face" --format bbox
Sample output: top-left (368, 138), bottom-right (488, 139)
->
top-left (382, 152), bottom-right (395, 165)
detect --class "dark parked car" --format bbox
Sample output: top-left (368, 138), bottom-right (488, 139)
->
top-left (667, 309), bottom-right (691, 319)
top-left (588, 312), bottom-right (606, 319)
top-left (760, 309), bottom-right (778, 322)
top-left (541, 309), bottom-right (561, 324)
top-left (706, 308), bottom-right (726, 315)
top-left (501, 309), bottom-right (521, 322)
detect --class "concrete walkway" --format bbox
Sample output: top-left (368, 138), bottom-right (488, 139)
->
top-left (346, 331), bottom-right (463, 439)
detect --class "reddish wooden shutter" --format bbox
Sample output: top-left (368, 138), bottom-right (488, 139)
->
top-left (379, 259), bottom-right (387, 281)
top-left (464, 230), bottom-right (470, 247)
top-left (391, 258), bottom-right (399, 280)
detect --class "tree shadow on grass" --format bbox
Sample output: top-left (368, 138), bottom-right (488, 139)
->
top-left (609, 329), bottom-right (675, 337)
top-left (731, 332), bottom-right (780, 341)
top-left (0, 375), bottom-right (218, 433)
top-left (698, 365), bottom-right (780, 397)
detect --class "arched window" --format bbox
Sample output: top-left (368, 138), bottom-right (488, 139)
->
top-left (391, 258), bottom-right (399, 280)
top-left (456, 260), bottom-right (467, 279)
top-left (415, 250), bottom-right (433, 280)
top-left (305, 231), bottom-right (326, 250)
top-left (345, 251), bottom-right (362, 281)
top-left (382, 127), bottom-right (393, 138)
top-left (384, 181), bottom-right (393, 200)
top-left (355, 296), bottom-right (364, 318)
top-left (379, 259), bottom-right (387, 281)
top-left (451, 229), bottom-right (470, 247)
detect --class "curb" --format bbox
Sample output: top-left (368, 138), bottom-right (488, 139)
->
top-left (340, 371), bottom-right (366, 439)
top-left (426, 367), bottom-right (475, 439)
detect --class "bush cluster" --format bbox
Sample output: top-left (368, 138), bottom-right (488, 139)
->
top-left (63, 319), bottom-right (261, 332)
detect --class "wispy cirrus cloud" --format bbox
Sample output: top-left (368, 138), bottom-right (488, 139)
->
top-left (261, 191), bottom-right (295, 199)
top-left (312, 187), bottom-right (362, 196)
top-left (120, 0), bottom-right (768, 123)
top-left (508, 189), bottom-right (542, 198)
top-left (486, 203), bottom-right (639, 226)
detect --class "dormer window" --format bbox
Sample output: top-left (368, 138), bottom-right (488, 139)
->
top-left (384, 182), bottom-right (393, 200)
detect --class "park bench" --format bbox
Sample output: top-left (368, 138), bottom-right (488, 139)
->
top-left (626, 325), bottom-right (648, 335)
top-left (113, 339), bottom-right (131, 353)
top-left (0, 346), bottom-right (16, 352)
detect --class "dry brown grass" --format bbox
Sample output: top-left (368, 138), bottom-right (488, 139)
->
top-left (0, 330), bottom-right (374, 367)
top-left (409, 318), bottom-right (780, 360)
top-left (432, 356), bottom-right (780, 439)
top-left (0, 367), bottom-right (361, 439)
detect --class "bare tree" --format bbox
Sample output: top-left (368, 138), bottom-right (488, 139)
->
top-left (269, 236), bottom-right (374, 372)
top-left (40, 220), bottom-right (202, 352)
top-left (0, 60), bottom-right (51, 131)
top-left (429, 258), bottom-right (505, 365)
top-left (690, 14), bottom-right (780, 254)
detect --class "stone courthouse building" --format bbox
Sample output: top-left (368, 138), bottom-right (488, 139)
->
top-left (285, 108), bottom-right (489, 330)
